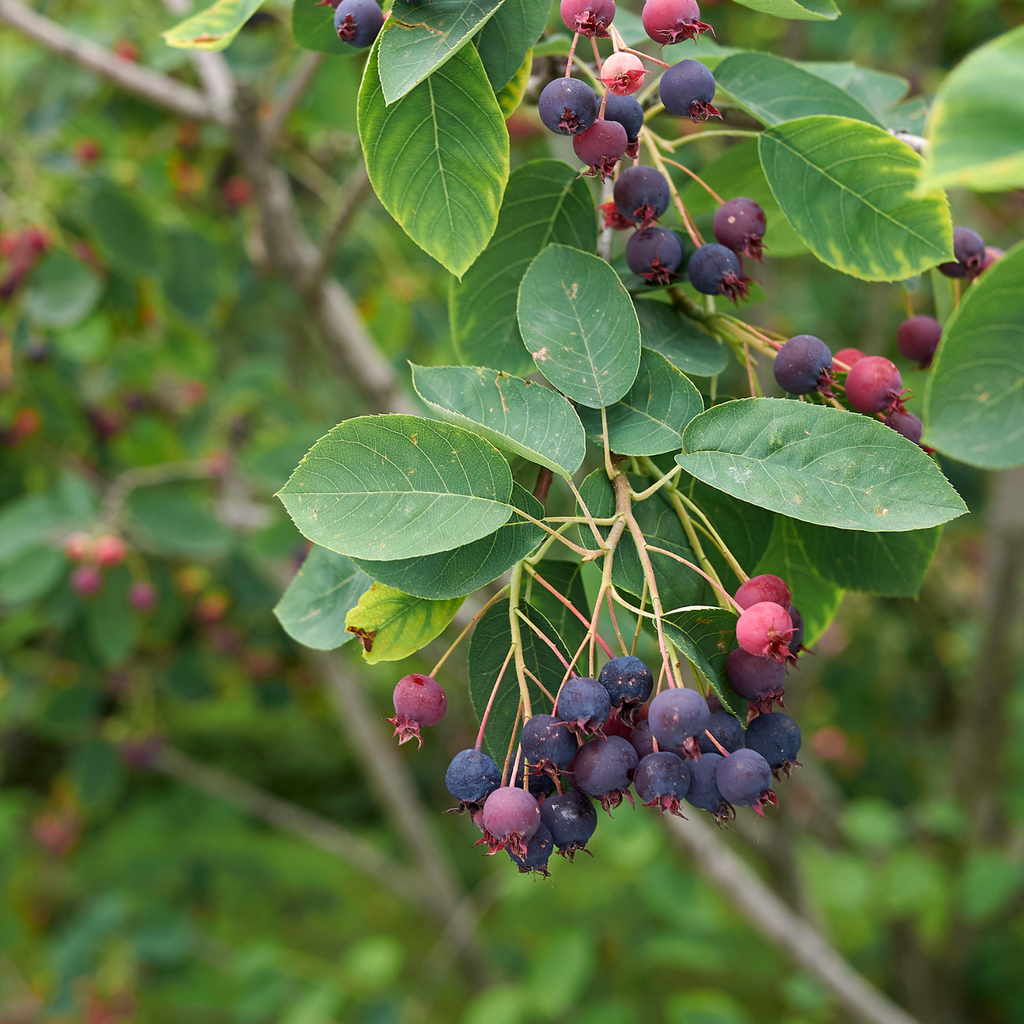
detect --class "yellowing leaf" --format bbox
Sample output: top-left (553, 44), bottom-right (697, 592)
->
top-left (345, 584), bottom-right (463, 664)
top-left (163, 0), bottom-right (264, 51)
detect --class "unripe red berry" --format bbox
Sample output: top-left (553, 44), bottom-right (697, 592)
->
top-left (572, 119), bottom-right (628, 180)
top-left (93, 534), bottom-right (128, 568)
top-left (62, 532), bottom-right (93, 563)
top-left (844, 356), bottom-right (904, 415)
top-left (71, 564), bottom-right (103, 597)
top-left (735, 602), bottom-right (795, 663)
top-left (834, 347), bottom-right (865, 370)
top-left (560, 0), bottom-right (615, 36)
top-left (387, 673), bottom-right (447, 747)
top-left (480, 786), bottom-right (541, 858)
top-left (129, 581), bottom-right (157, 613)
top-left (599, 52), bottom-right (648, 96)
top-left (642, 0), bottom-right (712, 44)
top-left (896, 316), bottom-right (942, 368)
top-left (735, 574), bottom-right (791, 611)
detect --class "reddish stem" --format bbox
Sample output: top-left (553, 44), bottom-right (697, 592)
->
top-left (566, 31), bottom-right (580, 77)
top-left (475, 644), bottom-right (516, 750)
top-left (703, 728), bottom-right (730, 756)
top-left (529, 568), bottom-right (614, 657)
top-left (516, 608), bottom-right (579, 675)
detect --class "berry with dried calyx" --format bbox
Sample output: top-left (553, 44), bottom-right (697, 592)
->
top-left (684, 751), bottom-right (731, 822)
top-left (773, 335), bottom-right (835, 397)
top-left (735, 574), bottom-right (791, 611)
top-left (479, 786), bottom-right (541, 858)
top-left (845, 356), bottom-right (904, 415)
top-left (745, 712), bottom-right (801, 777)
top-left (634, 751), bottom-right (690, 815)
top-left (573, 119), bottom-right (628, 179)
top-left (687, 243), bottom-right (750, 303)
top-left (333, 0), bottom-right (383, 47)
top-left (642, 0), bottom-right (712, 44)
top-left (736, 602), bottom-right (795, 664)
top-left (626, 227), bottom-right (685, 285)
top-left (896, 316), bottom-right (942, 368)
top-left (387, 673), bottom-right (447, 747)
top-left (512, 758), bottom-right (556, 798)
top-left (599, 52), bottom-right (649, 96)
top-left (614, 165), bottom-right (670, 227)
top-left (539, 78), bottom-right (599, 135)
top-left (659, 59), bottom-right (721, 122)
top-left (649, 687), bottom-right (710, 759)
top-left (598, 200), bottom-right (637, 231)
top-left (573, 735), bottom-right (639, 812)
top-left (508, 822), bottom-right (554, 876)
top-left (557, 676), bottom-right (611, 737)
top-left (884, 409), bottom-right (924, 446)
top-left (446, 749), bottom-right (502, 810)
top-left (938, 226), bottom-right (985, 281)
top-left (713, 197), bottom-right (766, 261)
top-left (599, 655), bottom-right (654, 726)
top-left (521, 713), bottom-right (577, 771)
top-left (560, 0), bottom-right (615, 36)
top-left (540, 788), bottom-right (598, 858)
top-left (602, 94), bottom-right (644, 157)
top-left (726, 648), bottom-right (787, 712)
top-left (834, 347), bottom-right (866, 369)
top-left (699, 710), bottom-right (746, 754)
top-left (715, 748), bottom-right (777, 815)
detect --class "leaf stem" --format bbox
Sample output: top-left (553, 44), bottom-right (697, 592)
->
top-left (643, 130), bottom-right (703, 248)
top-left (606, 590), bottom-right (629, 656)
top-left (507, 562), bottom-right (533, 721)
top-left (515, 608), bottom-right (577, 676)
top-left (600, 404), bottom-right (617, 481)
top-left (646, 543), bottom-right (743, 613)
top-left (658, 154), bottom-right (725, 205)
top-left (631, 580), bottom-right (648, 655)
top-left (429, 586), bottom-right (509, 678)
top-left (500, 701), bottom-right (523, 787)
top-left (565, 475), bottom-right (610, 550)
top-left (475, 644), bottom-right (516, 751)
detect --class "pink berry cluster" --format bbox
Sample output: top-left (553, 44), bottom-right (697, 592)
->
top-left (62, 530), bottom-right (156, 611)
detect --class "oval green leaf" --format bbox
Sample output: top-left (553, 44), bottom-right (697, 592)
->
top-left (411, 364), bottom-right (586, 477)
top-left (759, 116), bottom-right (954, 281)
top-left (88, 182), bottom-right (161, 281)
top-left (345, 583), bottom-right (464, 664)
top-left (162, 0), bottom-right (263, 50)
top-left (800, 61), bottom-right (909, 119)
top-left (923, 242), bottom-right (1024, 469)
top-left (730, 0), bottom-right (838, 21)
top-left (292, 0), bottom-right (351, 55)
top-left (358, 39), bottom-right (509, 279)
top-left (634, 299), bottom-right (729, 375)
top-left (677, 398), bottom-right (968, 532)
top-left (476, 0), bottom-right (549, 92)
top-left (451, 160), bottom-right (597, 374)
top-left (517, 244), bottom-right (641, 409)
top-left (24, 252), bottom-right (103, 329)
top-left (277, 414), bottom-right (514, 560)
top-left (495, 48), bottom-right (532, 118)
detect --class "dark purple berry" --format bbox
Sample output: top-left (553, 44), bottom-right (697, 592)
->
top-left (686, 243), bottom-right (750, 304)
top-left (573, 735), bottom-right (639, 812)
top-left (649, 687), bottom-right (710, 759)
top-left (715, 749), bottom-right (777, 815)
top-left (642, 0), bottom-right (711, 44)
top-left (789, 607), bottom-right (804, 652)
top-left (445, 749), bottom-right (501, 809)
top-left (773, 335), bottom-right (835, 397)
top-left (333, 0), bottom-right (383, 47)
top-left (699, 711), bottom-right (746, 755)
top-left (713, 197), bottom-right (766, 261)
top-left (896, 316), bottom-right (942, 368)
top-left (735, 574), bottom-right (791, 611)
top-left (633, 751), bottom-right (690, 815)
top-left (684, 751), bottom-right (731, 821)
top-left (521, 713), bottom-right (577, 769)
top-left (573, 119), bottom-right (628, 179)
top-left (629, 719), bottom-right (655, 760)
top-left (539, 78), bottom-right (599, 136)
top-left (745, 712), bottom-right (801, 776)
top-left (508, 822), bottom-right (554, 876)
top-left (845, 356), bottom-right (904, 415)
top-left (602, 94), bottom-right (644, 157)
top-left (480, 787), bottom-right (541, 857)
top-left (884, 409), bottom-right (924, 445)
top-left (387, 673), bottom-right (447, 747)
top-left (626, 227), bottom-right (685, 285)
top-left (557, 676), bottom-right (611, 737)
top-left (939, 226), bottom-right (985, 281)
top-left (540, 788), bottom-right (598, 858)
top-left (599, 655), bottom-right (654, 721)
top-left (560, 0), bottom-right (615, 37)
top-left (726, 648), bottom-right (786, 713)
top-left (659, 59), bottom-right (721, 122)
top-left (512, 758), bottom-right (556, 797)
top-left (613, 165), bottom-right (670, 228)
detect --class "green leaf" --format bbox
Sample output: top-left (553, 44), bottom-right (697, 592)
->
top-left (88, 182), bottom-right (161, 280)
top-left (85, 566), bottom-right (138, 666)
top-left (634, 299), bottom-right (728, 375)
top-left (274, 546), bottom-right (374, 650)
top-left (657, 607), bottom-right (741, 715)
top-left (919, 26), bottom-right (1024, 193)
top-left (411, 363), bottom-right (586, 477)
top-left (527, 558), bottom-right (591, 659)
top-left (468, 600), bottom-right (562, 760)
top-left (278, 414), bottom-right (514, 560)
top-left (578, 349), bottom-right (703, 456)
top-left (678, 398), bottom-right (968, 532)
top-left (127, 485), bottom-right (233, 559)
top-left (759, 116), bottom-right (954, 281)
top-left (351, 482), bottom-right (543, 599)
top-left (358, 39), bottom-right (509, 278)
top-left (0, 494), bottom-right (64, 565)
top-left (476, 0), bottom-right (549, 92)
top-left (379, 0), bottom-right (506, 103)
top-left (517, 244), bottom-right (640, 409)
top-left (344, 583), bottom-right (463, 664)
top-left (163, 229), bottom-right (217, 322)
top-left (451, 160), bottom-right (597, 374)
top-left (729, 0), bottom-right (838, 21)
top-left (495, 48), bottom-right (532, 118)
top-left (800, 61), bottom-right (909, 118)
top-left (791, 520), bottom-right (940, 598)
top-left (292, 0), bottom-right (352, 55)
top-left (163, 0), bottom-right (263, 49)
top-left (24, 252), bottom-right (103, 329)
top-left (714, 54), bottom-right (881, 127)
top-left (923, 242), bottom-right (1024, 469)
top-left (0, 546), bottom-right (65, 604)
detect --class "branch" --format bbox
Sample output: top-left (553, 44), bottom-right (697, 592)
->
top-left (0, 0), bottom-right (228, 126)
top-left (307, 162), bottom-right (373, 285)
top-left (265, 51), bottom-right (325, 148)
top-left (666, 814), bottom-right (922, 1024)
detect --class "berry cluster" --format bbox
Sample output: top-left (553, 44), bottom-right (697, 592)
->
top-left (62, 530), bottom-right (157, 611)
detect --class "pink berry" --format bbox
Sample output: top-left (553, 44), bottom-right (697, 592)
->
top-left (734, 574), bottom-right (791, 611)
top-left (480, 786), bottom-right (541, 857)
top-left (62, 532), bottom-right (93, 562)
top-left (129, 581), bottom-right (157, 612)
top-left (560, 0), bottom-right (615, 36)
top-left (896, 316), bottom-right (942, 368)
top-left (386, 673), bottom-right (447, 747)
top-left (735, 601), bottom-right (795, 664)
top-left (642, 0), bottom-right (712, 43)
top-left (572, 119), bottom-right (628, 180)
top-left (71, 564), bottom-right (103, 597)
top-left (834, 347), bottom-right (865, 370)
top-left (600, 53), bottom-right (648, 96)
top-left (844, 356), bottom-right (904, 415)
top-left (94, 534), bottom-right (128, 568)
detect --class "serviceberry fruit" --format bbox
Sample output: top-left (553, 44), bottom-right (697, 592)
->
top-left (773, 335), bottom-right (835, 397)
top-left (512, 758), bottom-right (556, 798)
top-left (599, 655), bottom-right (654, 724)
top-left (62, 532), bottom-right (93, 562)
top-left (659, 59), bottom-right (721, 122)
top-left (614, 165), bottom-right (670, 227)
top-left (844, 356), bottom-right (904, 415)
top-left (896, 315), bottom-right (942, 368)
top-left (684, 751), bottom-right (731, 821)
top-left (626, 227), bottom-right (685, 285)
top-left (573, 119), bottom-right (628, 179)
top-left (699, 710), bottom-right (746, 754)
top-left (713, 197), bottom-right (766, 261)
top-left (560, 0), bottom-right (615, 36)
top-left (521, 713), bottom-right (577, 770)
top-left (726, 648), bottom-right (786, 712)
top-left (540, 788), bottom-right (598, 858)
top-left (745, 712), bottom-right (801, 776)
top-left (557, 676), bottom-right (611, 736)
top-left (649, 687), bottom-right (710, 759)
top-left (884, 409), bottom-right (924, 445)
top-left (387, 673), bottom-right (447, 747)
top-left (736, 601), bottom-right (795, 664)
top-left (735, 574), bottom-right (791, 611)
top-left (445, 749), bottom-right (502, 809)
top-left (642, 0), bottom-right (711, 44)
top-left (94, 534), bottom-right (128, 568)
top-left (129, 581), bottom-right (157, 613)
top-left (508, 822), bottom-right (554, 876)
top-left (479, 786), bottom-right (541, 858)
top-left (789, 606), bottom-right (805, 652)
top-left (715, 748), bottom-right (777, 815)
top-left (333, 0), bottom-right (383, 47)
top-left (71, 564), bottom-right (103, 598)
top-left (629, 719), bottom-right (656, 760)
top-left (599, 52), bottom-right (648, 96)
top-left (539, 78), bottom-right (599, 135)
top-left (602, 711), bottom-right (634, 739)
top-left (573, 735), bottom-right (639, 812)
top-left (939, 226), bottom-right (985, 281)
top-left (982, 246), bottom-right (1004, 273)
top-left (602, 94), bottom-right (644, 157)
top-left (834, 347), bottom-right (866, 369)
top-left (687, 243), bottom-right (750, 303)
top-left (634, 751), bottom-right (690, 815)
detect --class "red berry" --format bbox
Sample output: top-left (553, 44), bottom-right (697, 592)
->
top-left (560, 0), bottom-right (615, 36)
top-left (884, 409), bottom-right (924, 446)
top-left (896, 316), bottom-right (942, 368)
top-left (387, 673), bottom-right (447, 747)
top-left (71, 565), bottom-right (103, 597)
top-left (129, 581), bottom-right (157, 612)
top-left (735, 574), bottom-right (791, 611)
top-left (844, 356), bottom-right (904, 415)
top-left (572, 119), bottom-right (628, 180)
top-left (642, 0), bottom-right (712, 43)
top-left (480, 787), bottom-right (541, 858)
top-left (94, 534), bottom-right (128, 568)
top-left (599, 52), bottom-right (648, 96)
top-left (735, 602), bottom-right (795, 664)
top-left (834, 347), bottom-right (865, 370)
top-left (62, 532), bottom-right (93, 563)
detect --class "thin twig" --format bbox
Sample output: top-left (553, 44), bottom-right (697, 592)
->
top-left (264, 51), bottom-right (325, 147)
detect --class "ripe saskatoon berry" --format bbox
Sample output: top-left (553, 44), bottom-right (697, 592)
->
top-left (684, 752), bottom-right (731, 821)
top-left (939, 226), bottom-right (986, 281)
top-left (387, 673), bottom-right (447, 747)
top-left (687, 243), bottom-right (750, 304)
top-left (129, 581), bottom-right (157, 613)
top-left (540, 788), bottom-right (598, 859)
top-left (642, 0), bottom-right (712, 44)
top-left (508, 822), bottom-right (554, 876)
top-left (573, 119), bottom-right (628, 179)
top-left (649, 687), bottom-right (710, 759)
top-left (634, 751), bottom-right (690, 815)
top-left (71, 564), bottom-right (103, 598)
top-left (538, 78), bottom-right (598, 136)
top-left (602, 94), bottom-right (644, 157)
top-left (333, 0), bottom-right (383, 47)
top-left (446, 749), bottom-right (502, 808)
top-left (699, 710), bottom-right (746, 755)
top-left (726, 648), bottom-right (786, 712)
top-left (626, 227), bottom-right (685, 285)
top-left (629, 719), bottom-right (655, 760)
top-left (521, 713), bottom-right (577, 769)
top-left (512, 759), bottom-right (556, 798)
top-left (94, 534), bottom-right (128, 568)
top-left (773, 335), bottom-right (835, 397)
top-left (884, 409), bottom-right (924, 446)
top-left (560, 0), bottom-right (615, 37)
top-left (599, 655), bottom-right (654, 723)
top-left (845, 356), bottom-right (904, 415)
top-left (557, 676), bottom-right (611, 736)
top-left (896, 316), bottom-right (942, 368)
top-left (789, 607), bottom-right (805, 652)
top-left (573, 735), bottom-right (639, 812)
top-left (62, 532), bottom-right (93, 562)
top-left (736, 601), bottom-right (795, 664)
top-left (599, 52), bottom-right (648, 96)
top-left (745, 712), bottom-right (801, 776)
top-left (713, 197), bottom-right (767, 261)
top-left (480, 786), bottom-right (541, 858)
top-left (614, 165), bottom-right (670, 227)
top-left (735, 574), bottom-right (791, 611)
top-left (834, 347), bottom-right (866, 369)
top-left (659, 59), bottom-right (721, 122)
top-left (715, 748), bottom-right (777, 815)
